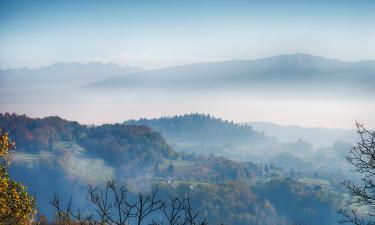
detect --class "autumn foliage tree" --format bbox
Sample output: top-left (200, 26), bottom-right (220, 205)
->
top-left (0, 128), bottom-right (36, 225)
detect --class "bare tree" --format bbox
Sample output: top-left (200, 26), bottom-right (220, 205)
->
top-left (50, 194), bottom-right (93, 225)
top-left (163, 196), bottom-right (185, 225)
top-left (88, 180), bottom-right (135, 225)
top-left (182, 198), bottom-right (206, 225)
top-left (132, 188), bottom-right (164, 225)
top-left (161, 196), bottom-right (207, 225)
top-left (339, 122), bottom-right (375, 225)
top-left (51, 180), bottom-right (207, 225)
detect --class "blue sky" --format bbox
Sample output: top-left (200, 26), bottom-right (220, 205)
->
top-left (1, 0), bottom-right (374, 69)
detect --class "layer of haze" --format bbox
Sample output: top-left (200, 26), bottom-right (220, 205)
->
top-left (1, 86), bottom-right (374, 129)
top-left (0, 0), bottom-right (374, 129)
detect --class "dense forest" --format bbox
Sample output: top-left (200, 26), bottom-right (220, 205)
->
top-left (0, 113), bottom-right (359, 224)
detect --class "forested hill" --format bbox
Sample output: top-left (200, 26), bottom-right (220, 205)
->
top-left (0, 113), bottom-right (262, 221)
top-left (0, 113), bottom-right (178, 165)
top-left (125, 113), bottom-right (267, 143)
top-left (124, 114), bottom-right (275, 157)
top-left (0, 113), bottom-right (346, 224)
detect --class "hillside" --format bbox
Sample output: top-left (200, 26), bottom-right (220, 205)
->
top-left (0, 113), bottom-right (176, 163)
top-left (124, 114), bottom-right (330, 161)
top-left (0, 113), bottom-right (178, 215)
top-left (124, 113), bottom-right (354, 175)
top-left (0, 113), bottom-right (344, 224)
top-left (125, 113), bottom-right (268, 144)
top-left (0, 113), bottom-right (261, 221)
top-left (125, 114), bottom-right (275, 160)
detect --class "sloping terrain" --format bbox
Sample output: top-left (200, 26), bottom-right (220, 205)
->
top-left (0, 113), bottom-right (344, 224)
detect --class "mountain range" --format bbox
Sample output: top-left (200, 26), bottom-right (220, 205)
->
top-left (85, 53), bottom-right (375, 95)
top-left (0, 62), bottom-right (144, 92)
top-left (1, 53), bottom-right (374, 95)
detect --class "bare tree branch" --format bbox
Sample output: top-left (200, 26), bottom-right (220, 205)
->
top-left (340, 123), bottom-right (375, 224)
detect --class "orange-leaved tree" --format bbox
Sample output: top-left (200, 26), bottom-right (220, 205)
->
top-left (0, 128), bottom-right (36, 225)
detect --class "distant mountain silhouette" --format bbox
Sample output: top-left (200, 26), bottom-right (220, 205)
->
top-left (86, 53), bottom-right (375, 91)
top-left (2, 53), bottom-right (374, 96)
top-left (246, 121), bottom-right (356, 147)
top-left (0, 62), bottom-right (145, 91)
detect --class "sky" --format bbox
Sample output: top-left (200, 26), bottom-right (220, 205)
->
top-left (0, 0), bottom-right (375, 69)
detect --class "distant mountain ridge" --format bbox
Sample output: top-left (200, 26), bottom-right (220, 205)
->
top-left (2, 53), bottom-right (374, 94)
top-left (86, 53), bottom-right (375, 93)
top-left (246, 121), bottom-right (357, 147)
top-left (2, 53), bottom-right (374, 96)
top-left (0, 62), bottom-right (145, 91)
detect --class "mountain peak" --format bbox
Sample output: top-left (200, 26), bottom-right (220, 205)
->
top-left (270, 53), bottom-right (338, 62)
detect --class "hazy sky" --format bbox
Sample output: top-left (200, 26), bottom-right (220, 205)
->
top-left (1, 0), bottom-right (374, 69)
